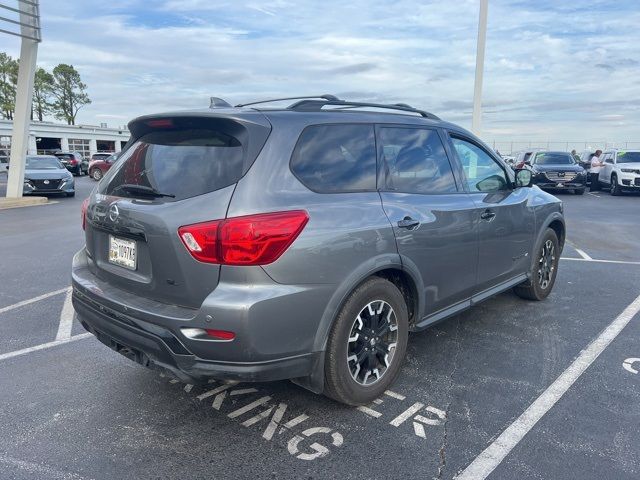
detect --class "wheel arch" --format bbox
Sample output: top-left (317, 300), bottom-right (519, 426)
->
top-left (293, 254), bottom-right (424, 394)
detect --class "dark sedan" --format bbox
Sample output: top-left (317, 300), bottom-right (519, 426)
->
top-left (55, 151), bottom-right (88, 176)
top-left (23, 155), bottom-right (75, 197)
top-left (527, 151), bottom-right (587, 195)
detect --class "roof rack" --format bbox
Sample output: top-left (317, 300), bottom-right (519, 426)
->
top-left (235, 94), bottom-right (439, 120)
top-left (288, 99), bottom-right (439, 119)
top-left (235, 95), bottom-right (339, 108)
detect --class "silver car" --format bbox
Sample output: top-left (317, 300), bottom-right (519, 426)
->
top-left (72, 95), bottom-right (565, 405)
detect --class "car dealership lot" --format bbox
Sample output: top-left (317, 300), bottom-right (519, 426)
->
top-left (0, 178), bottom-right (639, 480)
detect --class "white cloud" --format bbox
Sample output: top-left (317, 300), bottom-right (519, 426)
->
top-left (0, 0), bottom-right (636, 145)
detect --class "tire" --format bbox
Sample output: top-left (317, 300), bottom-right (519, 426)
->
top-left (610, 175), bottom-right (622, 196)
top-left (66, 191), bottom-right (75, 197)
top-left (91, 168), bottom-right (103, 181)
top-left (514, 228), bottom-right (560, 301)
top-left (573, 188), bottom-right (585, 195)
top-left (324, 277), bottom-right (409, 405)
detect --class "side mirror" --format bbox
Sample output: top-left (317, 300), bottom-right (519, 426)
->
top-left (515, 168), bottom-right (533, 188)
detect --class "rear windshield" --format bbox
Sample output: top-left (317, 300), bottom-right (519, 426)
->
top-left (534, 152), bottom-right (574, 165)
top-left (100, 128), bottom-right (245, 201)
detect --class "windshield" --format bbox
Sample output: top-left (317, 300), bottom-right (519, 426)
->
top-left (617, 151), bottom-right (640, 163)
top-left (534, 152), bottom-right (575, 165)
top-left (26, 156), bottom-right (63, 170)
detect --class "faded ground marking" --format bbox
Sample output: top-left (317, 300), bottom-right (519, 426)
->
top-left (55, 289), bottom-right (75, 340)
top-left (561, 257), bottom-right (640, 266)
top-left (456, 292), bottom-right (640, 480)
top-left (0, 286), bottom-right (91, 362)
top-left (623, 358), bottom-right (639, 375)
top-left (0, 454), bottom-right (92, 480)
top-left (0, 334), bottom-right (92, 362)
top-left (174, 378), bottom-right (342, 461)
top-left (0, 287), bottom-right (70, 315)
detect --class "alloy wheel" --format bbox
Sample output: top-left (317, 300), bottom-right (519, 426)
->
top-left (537, 239), bottom-right (555, 290)
top-left (347, 300), bottom-right (398, 386)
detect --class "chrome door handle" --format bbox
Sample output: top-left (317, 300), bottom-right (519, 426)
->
top-left (397, 217), bottom-right (420, 229)
top-left (480, 210), bottom-right (496, 221)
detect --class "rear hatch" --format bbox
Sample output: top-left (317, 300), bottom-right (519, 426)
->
top-left (84, 113), bottom-right (271, 309)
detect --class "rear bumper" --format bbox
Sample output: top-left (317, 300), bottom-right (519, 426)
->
top-left (73, 290), bottom-right (320, 383)
top-left (71, 248), bottom-right (331, 383)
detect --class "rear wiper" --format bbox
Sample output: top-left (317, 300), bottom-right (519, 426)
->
top-left (112, 184), bottom-right (175, 198)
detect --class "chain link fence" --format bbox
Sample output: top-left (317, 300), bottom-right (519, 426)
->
top-left (489, 141), bottom-right (640, 156)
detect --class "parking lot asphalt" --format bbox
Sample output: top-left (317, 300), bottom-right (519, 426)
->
top-left (0, 179), bottom-right (639, 480)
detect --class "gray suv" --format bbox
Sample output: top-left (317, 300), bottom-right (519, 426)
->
top-left (72, 95), bottom-right (565, 405)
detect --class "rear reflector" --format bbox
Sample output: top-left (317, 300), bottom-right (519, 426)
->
top-left (205, 329), bottom-right (235, 340)
top-left (181, 327), bottom-right (235, 341)
top-left (178, 210), bottom-right (308, 266)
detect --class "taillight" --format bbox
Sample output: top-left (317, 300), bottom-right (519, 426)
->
top-left (81, 198), bottom-right (89, 230)
top-left (69, 159), bottom-right (77, 165)
top-left (178, 210), bottom-right (309, 266)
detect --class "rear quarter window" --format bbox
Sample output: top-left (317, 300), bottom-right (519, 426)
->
top-left (290, 124), bottom-right (376, 193)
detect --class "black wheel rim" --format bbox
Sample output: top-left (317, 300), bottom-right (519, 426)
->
top-left (538, 239), bottom-right (555, 290)
top-left (347, 300), bottom-right (398, 386)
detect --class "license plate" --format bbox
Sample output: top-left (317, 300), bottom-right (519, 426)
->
top-left (556, 183), bottom-right (564, 187)
top-left (108, 235), bottom-right (137, 270)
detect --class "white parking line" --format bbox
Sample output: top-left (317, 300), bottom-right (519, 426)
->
top-left (561, 257), bottom-right (640, 266)
top-left (573, 247), bottom-right (593, 261)
top-left (587, 192), bottom-right (601, 198)
top-left (0, 333), bottom-right (92, 362)
top-left (0, 287), bottom-right (70, 315)
top-left (55, 289), bottom-right (75, 340)
top-left (456, 292), bottom-right (640, 480)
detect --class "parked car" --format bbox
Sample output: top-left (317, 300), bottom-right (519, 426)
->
top-left (72, 95), bottom-right (565, 405)
top-left (55, 151), bottom-right (88, 176)
top-left (597, 149), bottom-right (640, 195)
top-left (0, 155), bottom-right (7, 176)
top-left (527, 151), bottom-right (587, 194)
top-left (23, 155), bottom-right (75, 197)
top-left (91, 152), bottom-right (113, 162)
top-left (514, 149), bottom-right (544, 168)
top-left (89, 152), bottom-right (120, 181)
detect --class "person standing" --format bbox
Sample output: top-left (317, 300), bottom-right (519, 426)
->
top-left (590, 149), bottom-right (603, 191)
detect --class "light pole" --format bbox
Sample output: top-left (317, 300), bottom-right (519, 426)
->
top-left (2, 0), bottom-right (41, 199)
top-left (471, 0), bottom-right (488, 136)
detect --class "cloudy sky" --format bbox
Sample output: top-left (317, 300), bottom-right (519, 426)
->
top-left (1, 0), bottom-right (638, 144)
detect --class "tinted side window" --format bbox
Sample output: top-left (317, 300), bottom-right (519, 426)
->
top-left (451, 137), bottom-right (509, 192)
top-left (290, 124), bottom-right (376, 193)
top-left (378, 127), bottom-right (457, 194)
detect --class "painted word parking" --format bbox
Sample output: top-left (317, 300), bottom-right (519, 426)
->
top-left (164, 373), bottom-right (446, 461)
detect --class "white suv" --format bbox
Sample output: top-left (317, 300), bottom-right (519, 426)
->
top-left (598, 150), bottom-right (640, 195)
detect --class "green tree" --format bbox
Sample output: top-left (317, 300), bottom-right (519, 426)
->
top-left (32, 67), bottom-right (55, 121)
top-left (0, 53), bottom-right (18, 120)
top-left (51, 64), bottom-right (90, 125)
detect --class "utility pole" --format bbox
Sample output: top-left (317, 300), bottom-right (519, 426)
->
top-left (471, 0), bottom-right (489, 136)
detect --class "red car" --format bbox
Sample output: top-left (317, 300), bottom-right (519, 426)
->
top-left (89, 152), bottom-right (119, 180)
